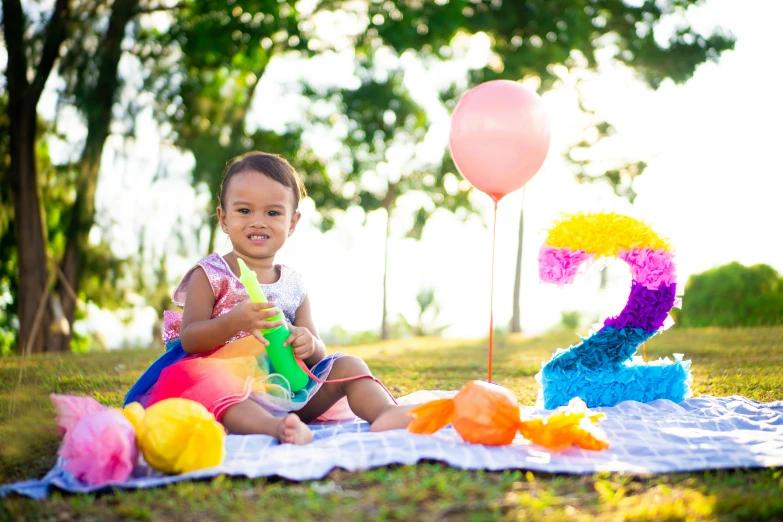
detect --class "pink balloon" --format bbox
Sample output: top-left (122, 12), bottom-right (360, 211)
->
top-left (449, 80), bottom-right (551, 201)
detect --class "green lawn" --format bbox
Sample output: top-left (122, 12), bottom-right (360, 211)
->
top-left (2, 326), bottom-right (783, 521)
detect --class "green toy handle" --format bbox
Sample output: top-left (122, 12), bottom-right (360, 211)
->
top-left (236, 258), bottom-right (309, 392)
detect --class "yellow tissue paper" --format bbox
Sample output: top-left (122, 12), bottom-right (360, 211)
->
top-left (136, 398), bottom-right (225, 474)
top-left (120, 402), bottom-right (146, 434)
top-left (545, 212), bottom-right (671, 256)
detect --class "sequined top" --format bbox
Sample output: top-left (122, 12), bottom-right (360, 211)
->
top-left (162, 253), bottom-right (306, 345)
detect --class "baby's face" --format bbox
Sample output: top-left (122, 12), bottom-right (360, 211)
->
top-left (221, 170), bottom-right (299, 260)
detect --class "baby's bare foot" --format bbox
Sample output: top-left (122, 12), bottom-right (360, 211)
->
top-left (278, 413), bottom-right (313, 444)
top-left (370, 404), bottom-right (416, 432)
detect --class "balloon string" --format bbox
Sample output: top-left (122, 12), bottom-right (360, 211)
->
top-left (488, 199), bottom-right (498, 383)
top-left (298, 360), bottom-right (398, 404)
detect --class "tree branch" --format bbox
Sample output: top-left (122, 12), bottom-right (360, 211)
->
top-left (2, 0), bottom-right (29, 99)
top-left (229, 62), bottom-right (268, 135)
top-left (30, 0), bottom-right (71, 104)
top-left (134, 2), bottom-right (184, 15)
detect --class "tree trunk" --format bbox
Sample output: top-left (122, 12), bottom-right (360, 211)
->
top-left (380, 205), bottom-right (392, 340)
top-left (3, 0), bottom-right (70, 353)
top-left (51, 0), bottom-right (139, 352)
top-left (202, 63), bottom-right (267, 258)
top-left (378, 183), bottom-right (398, 341)
top-left (52, 159), bottom-right (99, 352)
top-left (510, 188), bottom-right (526, 334)
top-left (207, 219), bottom-right (218, 256)
top-left (10, 107), bottom-right (52, 354)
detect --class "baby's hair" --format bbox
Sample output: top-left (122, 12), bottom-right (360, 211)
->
top-left (219, 151), bottom-right (307, 211)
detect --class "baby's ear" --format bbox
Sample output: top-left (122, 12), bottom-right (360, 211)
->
top-left (216, 207), bottom-right (228, 232)
top-left (288, 211), bottom-right (301, 236)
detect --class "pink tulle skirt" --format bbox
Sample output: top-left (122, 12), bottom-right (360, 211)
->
top-left (142, 336), bottom-right (353, 422)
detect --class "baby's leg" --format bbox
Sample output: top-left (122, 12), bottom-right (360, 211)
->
top-left (221, 399), bottom-right (313, 444)
top-left (295, 356), bottom-right (415, 431)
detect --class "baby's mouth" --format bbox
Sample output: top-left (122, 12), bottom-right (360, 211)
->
top-left (249, 234), bottom-right (269, 243)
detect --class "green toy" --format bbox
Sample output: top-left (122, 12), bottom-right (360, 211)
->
top-left (236, 258), bottom-right (309, 392)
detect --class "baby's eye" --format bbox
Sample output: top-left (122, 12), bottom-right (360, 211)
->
top-left (237, 208), bottom-right (250, 215)
top-left (268, 210), bottom-right (280, 217)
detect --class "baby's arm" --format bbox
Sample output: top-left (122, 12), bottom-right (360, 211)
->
top-left (287, 294), bottom-right (326, 367)
top-left (179, 267), bottom-right (282, 354)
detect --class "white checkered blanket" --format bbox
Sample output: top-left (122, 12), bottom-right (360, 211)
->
top-left (2, 392), bottom-right (782, 499)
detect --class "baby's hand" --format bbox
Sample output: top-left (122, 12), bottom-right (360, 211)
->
top-left (284, 325), bottom-right (316, 361)
top-left (231, 299), bottom-right (285, 345)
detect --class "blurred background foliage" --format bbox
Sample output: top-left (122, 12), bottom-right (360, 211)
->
top-left (675, 263), bottom-right (783, 328)
top-left (1, 0), bottom-right (737, 353)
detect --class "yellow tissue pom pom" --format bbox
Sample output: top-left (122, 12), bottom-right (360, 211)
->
top-left (120, 402), bottom-right (146, 434)
top-left (545, 212), bottom-right (671, 256)
top-left (137, 398), bottom-right (225, 475)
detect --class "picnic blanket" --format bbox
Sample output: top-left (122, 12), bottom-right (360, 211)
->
top-left (2, 392), bottom-right (782, 499)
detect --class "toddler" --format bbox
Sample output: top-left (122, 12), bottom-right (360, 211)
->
top-left (125, 152), bottom-right (414, 443)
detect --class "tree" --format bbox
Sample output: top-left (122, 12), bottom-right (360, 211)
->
top-left (2, 0), bottom-right (71, 354)
top-left (1, 93), bottom-right (18, 354)
top-left (3, 0), bottom-right (737, 352)
top-left (3, 1), bottom-right (338, 352)
top-left (145, 5), bottom-right (480, 340)
top-left (355, 0), bottom-right (734, 334)
top-left (678, 263), bottom-right (783, 327)
top-left (510, 187), bottom-right (525, 333)
top-left (47, 0), bottom-right (141, 353)
top-left (2, 0), bottom-right (173, 353)
top-left (398, 287), bottom-right (451, 337)
top-left (138, 0), bottom-right (349, 256)
top-left (0, 89), bottom-right (127, 355)
top-left (306, 67), bottom-right (476, 339)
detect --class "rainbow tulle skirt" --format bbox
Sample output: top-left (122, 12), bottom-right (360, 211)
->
top-left (124, 336), bottom-right (341, 421)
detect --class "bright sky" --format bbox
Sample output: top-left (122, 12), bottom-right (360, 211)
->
top-left (17, 0), bottom-right (783, 347)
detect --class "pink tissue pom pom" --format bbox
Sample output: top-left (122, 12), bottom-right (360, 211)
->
top-left (619, 248), bottom-right (677, 290)
top-left (538, 245), bottom-right (593, 285)
top-left (59, 409), bottom-right (138, 486)
top-left (50, 394), bottom-right (106, 437)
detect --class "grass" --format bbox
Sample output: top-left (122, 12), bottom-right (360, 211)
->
top-left (1, 326), bottom-right (782, 521)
